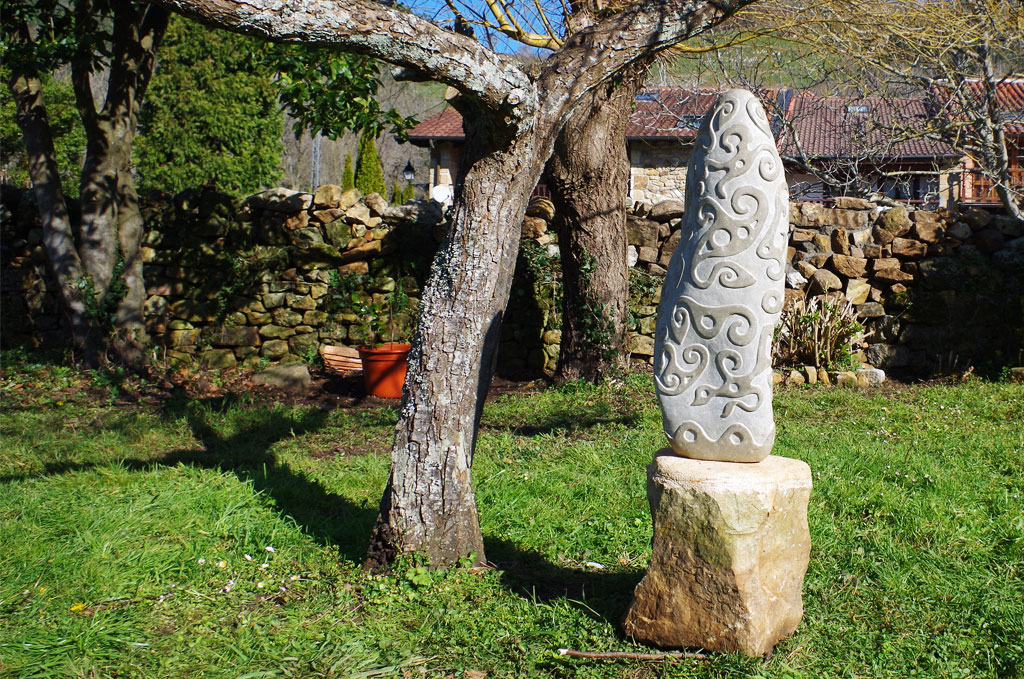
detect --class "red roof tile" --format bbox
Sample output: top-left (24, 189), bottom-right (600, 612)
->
top-left (625, 88), bottom-right (720, 139)
top-left (932, 78), bottom-right (1024, 135)
top-left (410, 88), bottom-right (971, 162)
top-left (409, 87), bottom-right (779, 142)
top-left (408, 106), bottom-right (465, 141)
top-left (777, 96), bottom-right (959, 160)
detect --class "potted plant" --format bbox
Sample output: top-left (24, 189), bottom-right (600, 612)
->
top-left (320, 271), bottom-right (418, 397)
top-left (351, 280), bottom-right (416, 398)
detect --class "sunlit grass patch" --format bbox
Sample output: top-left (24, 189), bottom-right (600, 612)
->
top-left (1, 359), bottom-right (1021, 678)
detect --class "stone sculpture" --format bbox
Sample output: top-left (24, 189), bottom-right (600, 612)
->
top-left (654, 88), bottom-right (789, 463)
top-left (625, 91), bottom-right (811, 657)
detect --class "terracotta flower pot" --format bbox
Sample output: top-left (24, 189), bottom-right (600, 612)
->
top-left (357, 343), bottom-right (411, 398)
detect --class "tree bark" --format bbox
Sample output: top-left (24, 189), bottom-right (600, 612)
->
top-left (113, 171), bottom-right (150, 363)
top-left (7, 2), bottom-right (166, 365)
top-left (546, 61), bottom-right (651, 382)
top-left (7, 66), bottom-right (96, 357)
top-left (108, 2), bottom-right (169, 361)
top-left (368, 103), bottom-right (546, 568)
top-left (72, 0), bottom-right (168, 361)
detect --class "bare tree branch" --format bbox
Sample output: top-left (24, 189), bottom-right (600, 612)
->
top-left (152, 0), bottom-right (535, 117)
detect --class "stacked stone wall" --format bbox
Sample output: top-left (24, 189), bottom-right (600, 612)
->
top-left (2, 186), bottom-right (1021, 375)
top-left (624, 197), bottom-right (1024, 373)
top-left (1, 185), bottom-right (443, 368)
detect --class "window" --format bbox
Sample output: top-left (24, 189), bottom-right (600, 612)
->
top-left (878, 177), bottom-right (910, 200)
top-left (846, 103), bottom-right (870, 114)
top-left (674, 115), bottom-right (703, 129)
top-left (635, 92), bottom-right (659, 102)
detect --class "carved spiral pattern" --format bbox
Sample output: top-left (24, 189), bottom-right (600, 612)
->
top-left (654, 89), bottom-right (789, 463)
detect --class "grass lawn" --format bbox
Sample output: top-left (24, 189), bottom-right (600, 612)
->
top-left (1, 356), bottom-right (1022, 678)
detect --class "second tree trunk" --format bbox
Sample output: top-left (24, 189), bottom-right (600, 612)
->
top-left (546, 65), bottom-right (649, 382)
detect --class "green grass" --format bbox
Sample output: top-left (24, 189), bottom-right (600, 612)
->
top-left (1, 356), bottom-right (1022, 678)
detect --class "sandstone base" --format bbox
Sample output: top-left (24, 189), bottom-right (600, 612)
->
top-left (623, 451), bottom-right (812, 657)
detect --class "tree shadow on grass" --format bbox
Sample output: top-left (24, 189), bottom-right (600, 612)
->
top-left (154, 395), bottom-right (380, 563)
top-left (483, 535), bottom-right (644, 633)
top-left (1, 391), bottom-right (379, 565)
top-left (481, 408), bottom-right (644, 438)
top-left (6, 388), bottom-right (645, 612)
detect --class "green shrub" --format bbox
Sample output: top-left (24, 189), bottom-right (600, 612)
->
top-left (774, 294), bottom-right (863, 369)
top-left (354, 131), bottom-right (386, 197)
top-left (341, 154), bottom-right (355, 191)
top-left (135, 15), bottom-right (282, 195)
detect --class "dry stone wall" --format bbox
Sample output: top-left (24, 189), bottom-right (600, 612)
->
top-left (627, 197), bottom-right (1024, 374)
top-left (2, 185), bottom-right (1021, 376)
top-left (1, 185), bottom-right (440, 368)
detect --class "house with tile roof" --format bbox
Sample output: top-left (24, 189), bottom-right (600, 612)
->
top-left (620, 89), bottom-right (725, 205)
top-left (406, 85), bottom-right (1017, 210)
top-left (407, 88), bottom-right (744, 206)
top-left (777, 95), bottom-right (962, 206)
top-left (933, 78), bottom-right (1024, 207)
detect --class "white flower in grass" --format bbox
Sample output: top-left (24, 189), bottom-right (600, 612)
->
top-left (244, 554), bottom-right (253, 561)
top-left (216, 560), bottom-right (227, 568)
top-left (197, 558), bottom-right (206, 564)
top-left (257, 581), bottom-right (265, 589)
top-left (258, 563), bottom-right (268, 571)
top-left (265, 546), bottom-right (275, 553)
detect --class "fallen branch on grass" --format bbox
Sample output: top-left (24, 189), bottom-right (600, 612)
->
top-left (557, 648), bottom-right (707, 661)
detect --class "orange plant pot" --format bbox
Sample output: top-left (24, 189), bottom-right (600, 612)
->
top-left (358, 343), bottom-right (411, 398)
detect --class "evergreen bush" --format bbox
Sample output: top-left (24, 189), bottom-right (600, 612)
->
top-left (341, 154), bottom-right (355, 191)
top-left (135, 16), bottom-right (282, 195)
top-left (354, 131), bottom-right (387, 197)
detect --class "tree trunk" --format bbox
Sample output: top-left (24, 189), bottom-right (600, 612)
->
top-left (545, 63), bottom-right (649, 382)
top-left (367, 106), bottom-right (545, 569)
top-left (113, 170), bottom-right (150, 363)
top-left (7, 65), bottom-right (97, 359)
top-left (72, 1), bottom-right (168, 363)
top-left (7, 3), bottom-right (166, 366)
top-left (76, 120), bottom-right (123, 303)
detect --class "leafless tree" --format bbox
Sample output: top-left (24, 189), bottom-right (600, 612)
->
top-left (688, 24), bottom-right (961, 206)
top-left (772, 0), bottom-right (1024, 217)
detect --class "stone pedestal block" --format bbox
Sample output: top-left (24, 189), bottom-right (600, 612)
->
top-left (624, 451), bottom-right (812, 657)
